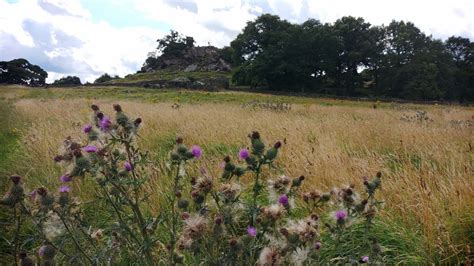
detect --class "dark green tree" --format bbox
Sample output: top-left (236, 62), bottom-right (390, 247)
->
top-left (445, 36), bottom-right (474, 101)
top-left (52, 76), bottom-right (82, 86)
top-left (0, 58), bottom-right (48, 86)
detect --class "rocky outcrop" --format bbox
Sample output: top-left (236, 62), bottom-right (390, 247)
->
top-left (140, 46), bottom-right (232, 73)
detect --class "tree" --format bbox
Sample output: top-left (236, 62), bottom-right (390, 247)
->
top-left (445, 36), bottom-right (474, 101)
top-left (157, 30), bottom-right (195, 57)
top-left (94, 73), bottom-right (119, 84)
top-left (332, 17), bottom-right (375, 95)
top-left (52, 76), bottom-right (82, 86)
top-left (0, 58), bottom-right (48, 86)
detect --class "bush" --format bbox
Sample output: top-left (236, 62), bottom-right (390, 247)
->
top-left (1, 104), bottom-right (384, 265)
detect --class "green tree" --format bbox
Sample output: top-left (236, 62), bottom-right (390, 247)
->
top-left (52, 76), bottom-right (82, 86)
top-left (0, 58), bottom-right (48, 86)
top-left (445, 36), bottom-right (474, 101)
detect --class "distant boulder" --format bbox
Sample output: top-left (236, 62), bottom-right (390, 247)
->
top-left (52, 76), bottom-right (82, 86)
top-left (0, 58), bottom-right (48, 86)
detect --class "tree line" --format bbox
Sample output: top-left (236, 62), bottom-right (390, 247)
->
top-left (229, 14), bottom-right (473, 101)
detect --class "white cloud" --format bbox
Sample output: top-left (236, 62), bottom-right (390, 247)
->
top-left (0, 0), bottom-right (472, 83)
top-left (0, 0), bottom-right (162, 83)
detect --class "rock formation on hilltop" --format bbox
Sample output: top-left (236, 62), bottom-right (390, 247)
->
top-left (140, 30), bottom-right (232, 74)
top-left (0, 58), bottom-right (48, 86)
top-left (140, 45), bottom-right (232, 73)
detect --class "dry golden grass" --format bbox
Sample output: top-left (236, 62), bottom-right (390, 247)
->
top-left (7, 97), bottom-right (474, 262)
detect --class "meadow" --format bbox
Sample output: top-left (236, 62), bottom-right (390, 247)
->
top-left (0, 86), bottom-right (473, 264)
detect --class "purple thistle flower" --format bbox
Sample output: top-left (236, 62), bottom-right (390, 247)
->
top-left (278, 194), bottom-right (289, 206)
top-left (30, 190), bottom-right (37, 201)
top-left (247, 226), bottom-right (257, 237)
top-left (59, 186), bottom-right (70, 193)
top-left (361, 256), bottom-right (369, 263)
top-left (83, 145), bottom-right (98, 153)
top-left (314, 242), bottom-right (322, 250)
top-left (99, 117), bottom-right (112, 132)
top-left (335, 210), bottom-right (347, 222)
top-left (239, 148), bottom-right (250, 160)
top-left (83, 124), bottom-right (92, 133)
top-left (38, 246), bottom-right (47, 257)
top-left (60, 174), bottom-right (72, 183)
top-left (191, 145), bottom-right (202, 159)
top-left (124, 161), bottom-right (133, 172)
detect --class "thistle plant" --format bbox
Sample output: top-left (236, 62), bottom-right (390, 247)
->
top-left (1, 104), bottom-right (385, 265)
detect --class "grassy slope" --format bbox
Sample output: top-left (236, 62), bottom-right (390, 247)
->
top-left (104, 70), bottom-right (231, 84)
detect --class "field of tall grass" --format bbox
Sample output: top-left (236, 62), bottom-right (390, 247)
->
top-left (1, 86), bottom-right (473, 264)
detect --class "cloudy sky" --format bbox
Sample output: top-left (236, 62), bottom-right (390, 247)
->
top-left (0, 0), bottom-right (472, 83)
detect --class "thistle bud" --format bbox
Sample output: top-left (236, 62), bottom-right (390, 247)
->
top-left (177, 199), bottom-right (189, 209)
top-left (234, 167), bottom-right (245, 177)
top-left (19, 251), bottom-right (34, 266)
top-left (214, 216), bottom-right (223, 225)
top-left (265, 147), bottom-right (278, 161)
top-left (53, 155), bottom-right (63, 162)
top-left (91, 104), bottom-right (100, 111)
top-left (37, 187), bottom-right (48, 196)
top-left (280, 228), bottom-right (289, 237)
top-left (251, 131), bottom-right (260, 139)
top-left (113, 104), bottom-right (122, 112)
top-left (134, 118), bottom-right (142, 126)
top-left (273, 141), bottom-right (282, 149)
top-left (223, 156), bottom-right (231, 163)
top-left (175, 190), bottom-right (182, 198)
top-left (10, 175), bottom-right (21, 185)
top-left (96, 112), bottom-right (104, 120)
top-left (38, 245), bottom-right (56, 260)
top-left (181, 212), bottom-right (190, 220)
top-left (320, 193), bottom-right (331, 202)
top-left (176, 137), bottom-right (183, 144)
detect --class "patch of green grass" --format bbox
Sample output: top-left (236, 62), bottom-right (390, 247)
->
top-left (106, 70), bottom-right (231, 84)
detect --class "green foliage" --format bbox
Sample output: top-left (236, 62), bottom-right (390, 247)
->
top-left (157, 30), bottom-right (195, 57)
top-left (230, 14), bottom-right (473, 102)
top-left (52, 76), bottom-right (82, 86)
top-left (0, 58), bottom-right (48, 86)
top-left (94, 73), bottom-right (119, 84)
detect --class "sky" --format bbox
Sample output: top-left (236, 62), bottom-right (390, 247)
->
top-left (0, 0), bottom-right (472, 83)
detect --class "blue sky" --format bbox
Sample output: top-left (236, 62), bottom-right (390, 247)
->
top-left (0, 0), bottom-right (472, 83)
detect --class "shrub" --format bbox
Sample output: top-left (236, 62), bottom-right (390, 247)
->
top-left (1, 104), bottom-right (384, 265)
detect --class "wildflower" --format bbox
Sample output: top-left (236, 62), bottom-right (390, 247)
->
top-left (335, 210), bottom-right (347, 224)
top-left (360, 256), bottom-right (369, 263)
top-left (83, 145), bottom-right (98, 153)
top-left (124, 161), bottom-right (133, 171)
top-left (59, 174), bottom-right (72, 182)
top-left (239, 148), bottom-right (250, 160)
top-left (247, 226), bottom-right (257, 237)
top-left (43, 212), bottom-right (65, 240)
top-left (30, 190), bottom-right (37, 201)
top-left (258, 246), bottom-right (280, 266)
top-left (38, 245), bottom-right (56, 260)
top-left (10, 175), bottom-right (21, 185)
top-left (59, 186), bottom-right (70, 193)
top-left (191, 145), bottom-right (202, 159)
top-left (314, 241), bottom-right (322, 250)
top-left (278, 194), bottom-right (289, 206)
top-left (91, 229), bottom-right (104, 240)
top-left (83, 124), bottom-right (92, 133)
top-left (99, 116), bottom-right (112, 132)
top-left (261, 204), bottom-right (284, 220)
